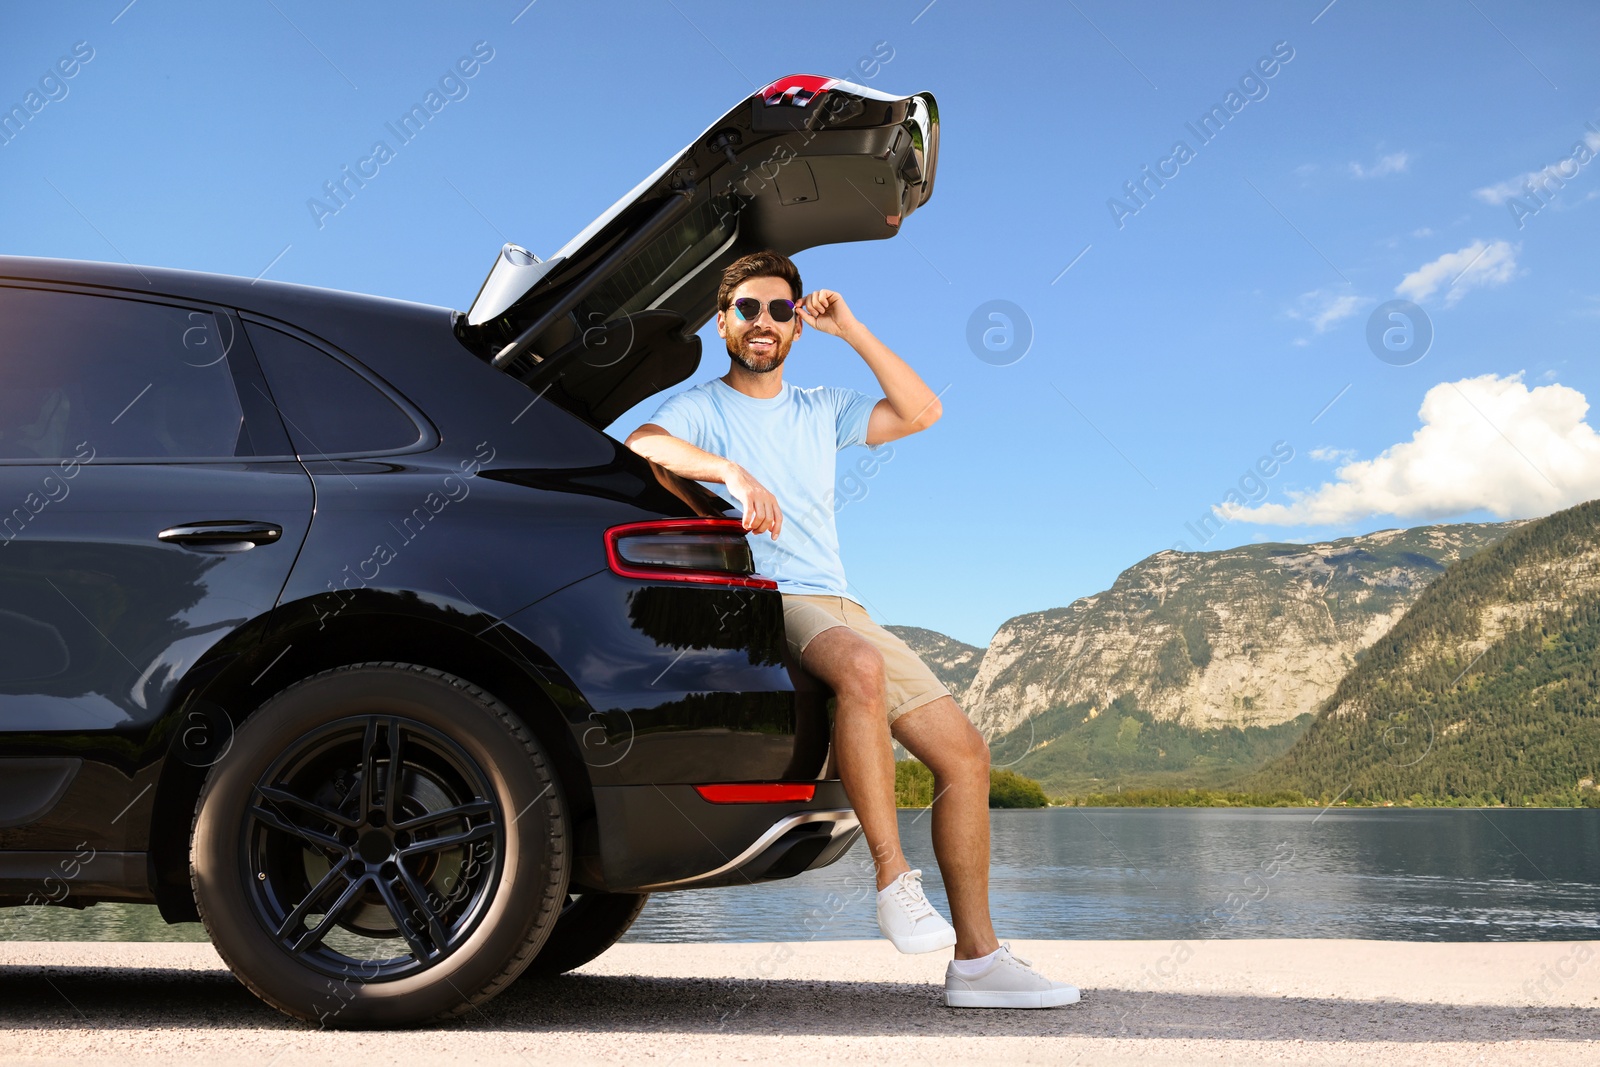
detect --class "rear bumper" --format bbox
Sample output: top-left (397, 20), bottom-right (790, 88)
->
top-left (633, 808), bottom-right (860, 891)
top-left (577, 780), bottom-right (861, 893)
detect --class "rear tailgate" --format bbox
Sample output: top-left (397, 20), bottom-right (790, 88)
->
top-left (457, 75), bottom-right (939, 429)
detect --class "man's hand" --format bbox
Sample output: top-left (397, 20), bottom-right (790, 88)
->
top-left (725, 463), bottom-right (783, 539)
top-left (796, 289), bottom-right (861, 340)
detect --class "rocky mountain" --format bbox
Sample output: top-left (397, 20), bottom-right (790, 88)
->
top-left (884, 625), bottom-right (984, 700)
top-left (1251, 500), bottom-right (1600, 805)
top-left (961, 522), bottom-right (1523, 740)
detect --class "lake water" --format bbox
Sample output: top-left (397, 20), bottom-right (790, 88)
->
top-left (5, 808), bottom-right (1597, 943)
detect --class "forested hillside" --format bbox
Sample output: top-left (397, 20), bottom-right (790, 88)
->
top-left (1251, 499), bottom-right (1600, 806)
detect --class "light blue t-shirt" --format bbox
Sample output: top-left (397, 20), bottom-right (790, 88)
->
top-left (645, 377), bottom-right (879, 596)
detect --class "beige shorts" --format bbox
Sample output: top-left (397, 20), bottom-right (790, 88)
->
top-left (781, 593), bottom-right (953, 725)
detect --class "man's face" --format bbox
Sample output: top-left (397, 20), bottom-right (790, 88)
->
top-left (716, 275), bottom-right (802, 374)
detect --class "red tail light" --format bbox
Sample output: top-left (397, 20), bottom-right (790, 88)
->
top-left (694, 782), bottom-right (817, 804)
top-left (604, 518), bottom-right (777, 589)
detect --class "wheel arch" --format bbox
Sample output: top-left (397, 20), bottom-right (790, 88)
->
top-left (149, 597), bottom-right (597, 922)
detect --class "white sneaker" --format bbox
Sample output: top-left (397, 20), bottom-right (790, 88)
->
top-left (944, 942), bottom-right (1082, 1008)
top-left (876, 869), bottom-right (957, 953)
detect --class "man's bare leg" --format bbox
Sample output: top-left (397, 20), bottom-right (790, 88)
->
top-left (800, 625), bottom-right (911, 891)
top-left (891, 694), bottom-right (1001, 960)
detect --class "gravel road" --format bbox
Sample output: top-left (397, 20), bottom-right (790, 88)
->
top-left (1, 938), bottom-right (1595, 1065)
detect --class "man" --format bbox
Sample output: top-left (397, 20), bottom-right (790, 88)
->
top-left (624, 250), bottom-right (1079, 1009)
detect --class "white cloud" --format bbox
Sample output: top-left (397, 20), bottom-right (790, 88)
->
top-left (1474, 131), bottom-right (1600, 205)
top-left (1396, 239), bottom-right (1518, 306)
top-left (1308, 446), bottom-right (1357, 463)
top-left (1313, 294), bottom-right (1361, 331)
top-left (1287, 289), bottom-right (1363, 333)
top-left (1224, 373), bottom-right (1600, 526)
top-left (1349, 152), bottom-right (1409, 179)
top-left (1411, 227), bottom-right (1433, 238)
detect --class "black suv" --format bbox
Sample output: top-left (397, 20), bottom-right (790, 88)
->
top-left (0, 75), bottom-right (938, 1026)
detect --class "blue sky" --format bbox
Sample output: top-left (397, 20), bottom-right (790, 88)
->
top-left (4, 1), bottom-right (1598, 648)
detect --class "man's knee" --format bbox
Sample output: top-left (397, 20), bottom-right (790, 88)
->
top-left (955, 722), bottom-right (991, 776)
top-left (971, 729), bottom-right (992, 773)
top-left (805, 628), bottom-right (886, 696)
top-left (839, 641), bottom-right (886, 697)
top-left (927, 714), bottom-right (990, 781)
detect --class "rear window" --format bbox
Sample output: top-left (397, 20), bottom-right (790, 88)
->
top-left (245, 323), bottom-right (422, 457)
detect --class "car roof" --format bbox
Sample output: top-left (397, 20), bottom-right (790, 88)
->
top-left (0, 254), bottom-right (450, 324)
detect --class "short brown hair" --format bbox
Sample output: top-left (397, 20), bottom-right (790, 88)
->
top-left (717, 250), bottom-right (802, 310)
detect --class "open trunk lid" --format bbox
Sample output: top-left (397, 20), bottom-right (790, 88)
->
top-left (456, 75), bottom-right (939, 429)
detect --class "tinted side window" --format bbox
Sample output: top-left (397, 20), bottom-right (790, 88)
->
top-left (0, 287), bottom-right (247, 460)
top-left (245, 323), bottom-right (422, 456)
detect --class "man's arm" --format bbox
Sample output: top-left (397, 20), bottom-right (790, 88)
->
top-left (798, 289), bottom-right (943, 447)
top-left (624, 423), bottom-right (734, 483)
top-left (623, 424), bottom-right (784, 539)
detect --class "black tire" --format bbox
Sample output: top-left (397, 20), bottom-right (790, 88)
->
top-left (522, 890), bottom-right (649, 977)
top-left (190, 662), bottom-right (568, 1027)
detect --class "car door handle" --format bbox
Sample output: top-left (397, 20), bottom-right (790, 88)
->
top-left (158, 521), bottom-right (283, 550)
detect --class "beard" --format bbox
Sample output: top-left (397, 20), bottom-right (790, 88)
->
top-left (726, 330), bottom-right (790, 374)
